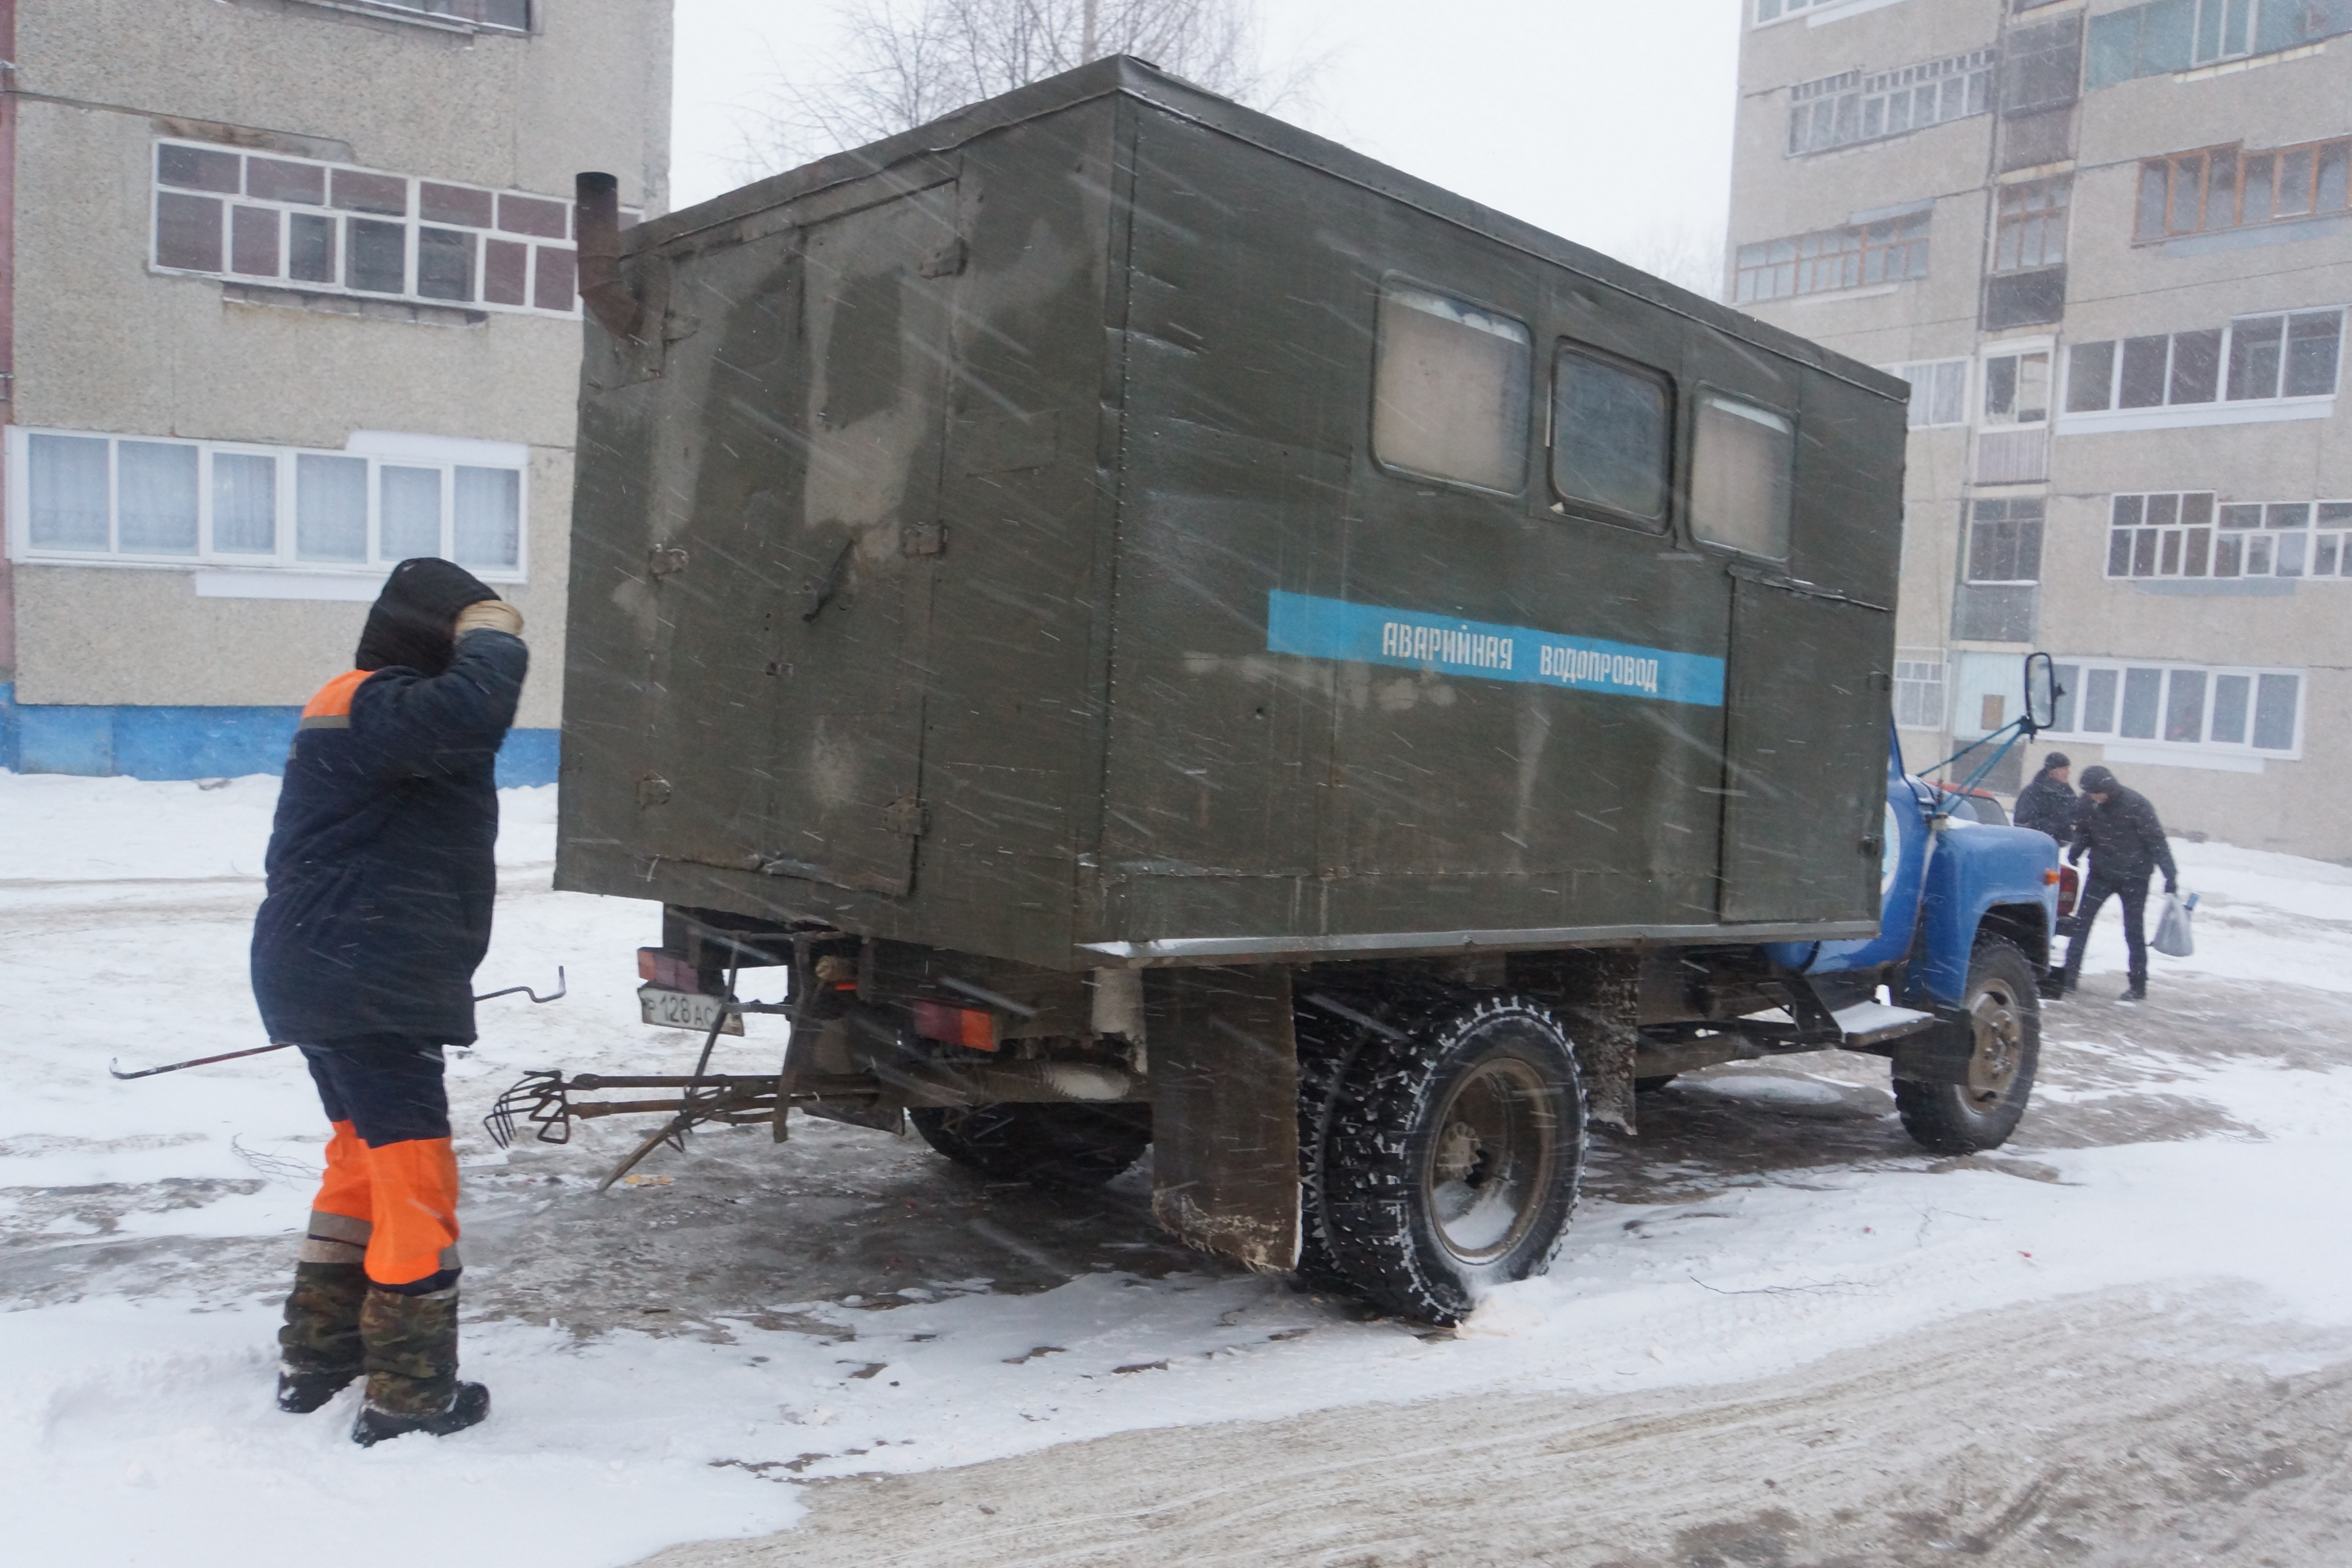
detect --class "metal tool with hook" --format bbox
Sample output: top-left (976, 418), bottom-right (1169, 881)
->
top-left (107, 967), bottom-right (568, 1081)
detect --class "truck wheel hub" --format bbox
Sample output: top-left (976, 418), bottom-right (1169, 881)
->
top-left (1966, 985), bottom-right (2025, 1107)
top-left (1422, 1057), bottom-right (1557, 1263)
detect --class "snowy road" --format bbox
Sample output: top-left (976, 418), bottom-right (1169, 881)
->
top-left (642, 1287), bottom-right (2352, 1567)
top-left (5, 774), bottom-right (2352, 1565)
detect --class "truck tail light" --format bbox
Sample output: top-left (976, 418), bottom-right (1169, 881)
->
top-left (2043, 870), bottom-right (2061, 885)
top-left (911, 1000), bottom-right (999, 1053)
top-left (638, 947), bottom-right (702, 994)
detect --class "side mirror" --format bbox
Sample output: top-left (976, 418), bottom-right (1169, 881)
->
top-left (2022, 651), bottom-right (2059, 734)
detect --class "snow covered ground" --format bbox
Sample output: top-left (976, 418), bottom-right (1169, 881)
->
top-left (4, 772), bottom-right (2351, 1566)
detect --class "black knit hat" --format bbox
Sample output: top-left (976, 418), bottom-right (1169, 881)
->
top-left (2043, 751), bottom-right (2071, 771)
top-left (355, 558), bottom-right (501, 676)
top-left (2078, 764), bottom-right (2118, 794)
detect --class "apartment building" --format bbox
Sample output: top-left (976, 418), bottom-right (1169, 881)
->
top-left (1731, 0), bottom-right (2352, 858)
top-left (0, 0), bottom-right (671, 783)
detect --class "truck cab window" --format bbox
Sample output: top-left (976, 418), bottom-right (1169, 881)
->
top-left (1691, 393), bottom-right (1795, 558)
top-left (1373, 284), bottom-right (1531, 493)
top-left (1550, 344), bottom-right (1671, 523)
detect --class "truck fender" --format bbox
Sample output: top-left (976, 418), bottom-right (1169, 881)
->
top-left (1908, 826), bottom-right (2061, 1009)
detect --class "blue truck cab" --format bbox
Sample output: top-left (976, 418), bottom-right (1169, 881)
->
top-left (1639, 656), bottom-right (2068, 1156)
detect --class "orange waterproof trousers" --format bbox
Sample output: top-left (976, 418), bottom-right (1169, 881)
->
top-left (297, 1038), bottom-right (461, 1293)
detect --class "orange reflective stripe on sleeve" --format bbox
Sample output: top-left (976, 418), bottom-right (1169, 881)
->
top-left (361, 1136), bottom-right (461, 1289)
top-left (297, 669), bottom-right (370, 732)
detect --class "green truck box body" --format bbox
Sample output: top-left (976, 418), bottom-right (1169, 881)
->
top-left (555, 59), bottom-right (1909, 973)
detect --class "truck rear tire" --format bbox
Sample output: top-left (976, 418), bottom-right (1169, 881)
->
top-left (1895, 937), bottom-right (2040, 1154)
top-left (908, 1102), bottom-right (1152, 1190)
top-left (1294, 997), bottom-right (1375, 1292)
top-left (1316, 994), bottom-right (1586, 1326)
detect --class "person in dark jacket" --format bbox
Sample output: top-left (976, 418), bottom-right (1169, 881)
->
top-left (2050, 764), bottom-right (2178, 1003)
top-left (2012, 752), bottom-right (2079, 840)
top-left (253, 558), bottom-right (527, 1446)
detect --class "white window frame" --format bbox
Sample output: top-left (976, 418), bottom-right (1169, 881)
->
top-left (1884, 358), bottom-right (1970, 427)
top-left (1979, 338), bottom-right (2055, 429)
top-left (1788, 48), bottom-right (1993, 156)
top-left (1754, 0), bottom-right (1914, 27)
top-left (1893, 649), bottom-right (1948, 729)
top-left (2106, 491), bottom-right (2352, 580)
top-left (296, 0), bottom-right (531, 36)
top-left (148, 139), bottom-right (612, 320)
top-left (2059, 308), bottom-right (2344, 433)
top-left (6, 426), bottom-right (528, 585)
top-left (2041, 655), bottom-right (2304, 760)
top-left (2192, 0), bottom-right (2261, 64)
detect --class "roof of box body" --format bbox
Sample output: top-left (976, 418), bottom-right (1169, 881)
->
top-left (627, 56), bottom-right (1907, 404)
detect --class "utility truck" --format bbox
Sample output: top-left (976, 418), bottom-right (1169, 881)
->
top-left (511, 59), bottom-right (2063, 1325)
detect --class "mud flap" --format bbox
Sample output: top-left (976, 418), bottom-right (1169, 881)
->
top-left (1142, 965), bottom-right (1301, 1271)
top-left (1518, 951), bottom-right (1639, 1135)
top-left (1556, 951), bottom-right (1640, 1136)
top-left (1892, 1019), bottom-right (1975, 1085)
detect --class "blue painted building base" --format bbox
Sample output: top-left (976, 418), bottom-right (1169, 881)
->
top-left (0, 683), bottom-right (559, 787)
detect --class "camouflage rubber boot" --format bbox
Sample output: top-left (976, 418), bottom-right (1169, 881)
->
top-left (276, 1261), bottom-right (367, 1413)
top-left (351, 1284), bottom-right (489, 1447)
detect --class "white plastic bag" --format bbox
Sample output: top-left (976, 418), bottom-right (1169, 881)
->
top-left (2151, 892), bottom-right (2196, 958)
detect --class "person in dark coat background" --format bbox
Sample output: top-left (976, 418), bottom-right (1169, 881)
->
top-left (252, 558), bottom-right (527, 1446)
top-left (2050, 764), bottom-right (2178, 1004)
top-left (2012, 751), bottom-right (2079, 840)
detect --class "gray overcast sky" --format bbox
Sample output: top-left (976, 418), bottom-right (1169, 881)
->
top-left (669, 1), bottom-right (1746, 285)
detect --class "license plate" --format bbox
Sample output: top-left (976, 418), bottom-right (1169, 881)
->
top-left (637, 985), bottom-right (743, 1036)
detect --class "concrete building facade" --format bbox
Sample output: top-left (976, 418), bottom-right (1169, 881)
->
top-left (0, 0), bottom-right (671, 783)
top-left (1731, 0), bottom-right (2352, 859)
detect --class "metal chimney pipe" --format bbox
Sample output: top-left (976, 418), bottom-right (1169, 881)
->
top-left (574, 171), bottom-right (644, 343)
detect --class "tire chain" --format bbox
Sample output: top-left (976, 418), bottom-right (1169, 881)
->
top-left (1316, 990), bottom-right (1586, 1326)
top-left (1292, 995), bottom-right (1379, 1292)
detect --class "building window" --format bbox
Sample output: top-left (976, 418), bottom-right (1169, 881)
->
top-left (2193, 0), bottom-right (2259, 63)
top-left (311, 0), bottom-right (532, 30)
top-left (150, 140), bottom-right (615, 318)
top-left (2043, 658), bottom-right (2301, 755)
top-left (1982, 350), bottom-right (2050, 426)
top-left (1968, 497), bottom-right (2044, 583)
top-left (1993, 179), bottom-right (2070, 271)
top-left (1734, 212), bottom-right (1931, 303)
top-left (1372, 284), bottom-right (1531, 494)
top-left (1787, 49), bottom-right (1994, 155)
top-left (2066, 310), bottom-right (2342, 413)
top-left (1887, 359), bottom-right (1969, 427)
top-left (2107, 492), bottom-right (2352, 580)
top-left (2091, 0), bottom-right (2352, 86)
top-left (1894, 649), bottom-right (1948, 728)
top-left (2137, 138), bottom-right (2352, 240)
top-left (1756, 0), bottom-right (1918, 22)
top-left (8, 427), bottom-right (526, 579)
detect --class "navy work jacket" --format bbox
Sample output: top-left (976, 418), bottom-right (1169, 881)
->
top-left (251, 630), bottom-right (528, 1045)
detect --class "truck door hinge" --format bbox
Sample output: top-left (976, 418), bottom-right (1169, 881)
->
top-left (900, 521), bottom-right (947, 557)
top-left (884, 796), bottom-right (930, 838)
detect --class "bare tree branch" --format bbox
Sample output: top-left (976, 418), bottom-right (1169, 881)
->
top-left (734, 0), bottom-right (1321, 181)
